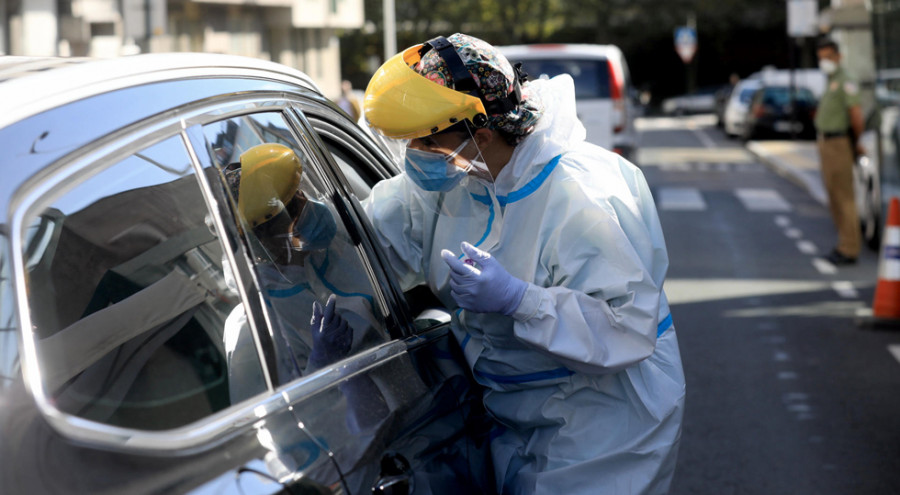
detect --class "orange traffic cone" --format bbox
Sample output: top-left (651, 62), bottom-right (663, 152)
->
top-left (870, 197), bottom-right (900, 324)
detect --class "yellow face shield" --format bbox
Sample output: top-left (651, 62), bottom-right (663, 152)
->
top-left (238, 143), bottom-right (302, 228)
top-left (363, 44), bottom-right (488, 140)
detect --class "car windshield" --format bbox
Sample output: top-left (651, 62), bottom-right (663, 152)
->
top-left (739, 87), bottom-right (758, 103)
top-left (761, 87), bottom-right (816, 106)
top-left (516, 58), bottom-right (611, 99)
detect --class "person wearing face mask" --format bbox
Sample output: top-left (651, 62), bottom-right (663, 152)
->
top-left (222, 143), bottom-right (379, 401)
top-left (362, 33), bottom-right (685, 495)
top-left (815, 37), bottom-right (865, 266)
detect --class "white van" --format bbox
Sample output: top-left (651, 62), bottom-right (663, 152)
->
top-left (497, 43), bottom-right (639, 161)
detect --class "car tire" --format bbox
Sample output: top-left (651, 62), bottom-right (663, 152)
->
top-left (861, 168), bottom-right (882, 251)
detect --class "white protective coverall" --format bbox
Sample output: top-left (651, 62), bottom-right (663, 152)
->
top-left (363, 74), bottom-right (685, 495)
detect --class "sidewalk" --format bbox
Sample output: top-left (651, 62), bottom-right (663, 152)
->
top-left (745, 140), bottom-right (826, 206)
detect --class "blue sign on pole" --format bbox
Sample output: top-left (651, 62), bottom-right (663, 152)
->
top-left (674, 26), bottom-right (697, 63)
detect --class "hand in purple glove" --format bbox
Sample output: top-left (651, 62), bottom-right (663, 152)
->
top-left (308, 294), bottom-right (352, 368)
top-left (441, 242), bottom-right (528, 316)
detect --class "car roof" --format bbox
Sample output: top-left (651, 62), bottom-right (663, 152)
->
top-left (0, 53), bottom-right (321, 129)
top-left (496, 43), bottom-right (622, 60)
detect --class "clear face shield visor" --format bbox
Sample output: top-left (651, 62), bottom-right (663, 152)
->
top-left (387, 125), bottom-right (495, 219)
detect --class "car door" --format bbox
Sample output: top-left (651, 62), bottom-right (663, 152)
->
top-left (1, 95), bottom-right (338, 494)
top-left (295, 104), bottom-right (496, 494)
top-left (183, 95), bottom-right (496, 493)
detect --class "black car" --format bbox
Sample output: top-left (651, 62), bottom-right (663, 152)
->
top-left (0, 54), bottom-right (493, 494)
top-left (742, 85), bottom-right (818, 140)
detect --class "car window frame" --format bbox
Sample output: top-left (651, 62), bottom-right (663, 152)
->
top-left (291, 105), bottom-right (431, 337)
top-left (8, 112), bottom-right (293, 455)
top-left (8, 84), bottom-right (450, 457)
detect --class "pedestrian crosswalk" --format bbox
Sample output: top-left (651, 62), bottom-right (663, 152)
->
top-left (645, 161), bottom-right (765, 173)
top-left (656, 186), bottom-right (793, 212)
top-left (658, 187), bottom-right (707, 211)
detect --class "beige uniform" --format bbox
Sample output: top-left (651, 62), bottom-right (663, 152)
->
top-left (815, 67), bottom-right (862, 258)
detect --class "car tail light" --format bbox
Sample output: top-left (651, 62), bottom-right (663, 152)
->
top-left (752, 103), bottom-right (767, 118)
top-left (608, 60), bottom-right (626, 133)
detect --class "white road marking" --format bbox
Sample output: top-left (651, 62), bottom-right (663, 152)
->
top-left (831, 281), bottom-right (859, 298)
top-left (797, 240), bottom-right (818, 255)
top-left (691, 126), bottom-right (718, 149)
top-left (812, 258), bottom-right (838, 275)
top-left (665, 279), bottom-right (832, 304)
top-left (735, 188), bottom-right (792, 212)
top-left (657, 162), bottom-right (693, 172)
top-left (775, 215), bottom-right (791, 228)
top-left (785, 228), bottom-right (803, 239)
top-left (658, 187), bottom-right (706, 211)
top-left (889, 344), bottom-right (900, 365)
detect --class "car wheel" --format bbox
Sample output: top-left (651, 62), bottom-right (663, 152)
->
top-left (862, 172), bottom-right (882, 251)
top-left (856, 131), bottom-right (883, 251)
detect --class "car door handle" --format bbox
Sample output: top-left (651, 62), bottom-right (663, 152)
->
top-left (372, 453), bottom-right (414, 494)
top-left (372, 473), bottom-right (413, 495)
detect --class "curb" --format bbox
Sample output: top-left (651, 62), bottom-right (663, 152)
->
top-left (745, 141), bottom-right (827, 207)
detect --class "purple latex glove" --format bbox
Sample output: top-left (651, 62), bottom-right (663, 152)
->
top-left (441, 242), bottom-right (528, 316)
top-left (308, 294), bottom-right (352, 368)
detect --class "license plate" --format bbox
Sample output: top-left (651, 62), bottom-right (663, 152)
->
top-left (775, 120), bottom-right (803, 133)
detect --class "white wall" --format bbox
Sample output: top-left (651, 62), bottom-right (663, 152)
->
top-left (21, 0), bottom-right (57, 56)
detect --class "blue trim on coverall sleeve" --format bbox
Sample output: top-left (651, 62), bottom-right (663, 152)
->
top-left (657, 313), bottom-right (673, 337)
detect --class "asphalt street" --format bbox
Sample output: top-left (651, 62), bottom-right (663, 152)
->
top-left (636, 115), bottom-right (900, 495)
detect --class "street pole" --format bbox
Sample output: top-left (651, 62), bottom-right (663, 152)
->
top-left (383, 0), bottom-right (397, 62)
top-left (687, 13), bottom-right (696, 95)
top-left (789, 36), bottom-right (797, 140)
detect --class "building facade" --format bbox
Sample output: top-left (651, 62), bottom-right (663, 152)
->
top-left (0, 0), bottom-right (363, 98)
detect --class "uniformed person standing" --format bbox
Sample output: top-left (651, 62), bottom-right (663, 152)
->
top-left (815, 37), bottom-right (865, 266)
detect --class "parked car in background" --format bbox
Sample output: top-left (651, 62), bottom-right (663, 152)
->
top-left (0, 54), bottom-right (492, 494)
top-left (723, 79), bottom-right (762, 138)
top-left (741, 85), bottom-right (818, 140)
top-left (854, 126), bottom-right (883, 250)
top-left (714, 85), bottom-right (734, 127)
top-left (851, 75), bottom-right (900, 252)
top-left (661, 85), bottom-right (721, 116)
top-left (497, 43), bottom-right (639, 162)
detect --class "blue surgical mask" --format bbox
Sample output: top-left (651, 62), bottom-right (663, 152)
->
top-left (404, 140), bottom-right (471, 192)
top-left (293, 199), bottom-right (337, 251)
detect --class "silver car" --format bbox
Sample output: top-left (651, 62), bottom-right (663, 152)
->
top-left (0, 53), bottom-right (492, 494)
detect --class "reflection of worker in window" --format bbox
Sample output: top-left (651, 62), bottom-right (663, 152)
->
top-left (224, 145), bottom-right (421, 469)
top-left (223, 143), bottom-right (366, 401)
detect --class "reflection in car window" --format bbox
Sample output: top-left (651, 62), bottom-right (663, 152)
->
top-left (199, 112), bottom-right (388, 393)
top-left (23, 135), bottom-right (256, 431)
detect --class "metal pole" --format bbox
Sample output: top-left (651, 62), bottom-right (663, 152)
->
top-left (383, 0), bottom-right (396, 62)
top-left (789, 35), bottom-right (797, 140)
top-left (687, 13), bottom-right (697, 95)
top-left (0, 0), bottom-right (6, 54)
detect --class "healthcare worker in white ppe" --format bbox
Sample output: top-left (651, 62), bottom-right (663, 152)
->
top-left (362, 33), bottom-right (686, 494)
